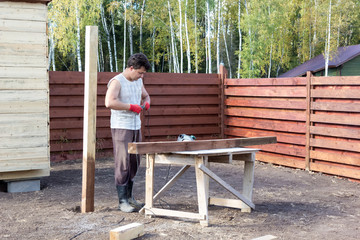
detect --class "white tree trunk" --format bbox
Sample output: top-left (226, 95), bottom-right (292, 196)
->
top-left (216, 0), bottom-right (221, 73)
top-left (98, 34), bottom-right (105, 72)
top-left (101, 3), bottom-right (114, 72)
top-left (237, 0), bottom-right (242, 78)
top-left (185, 0), bottom-right (191, 73)
top-left (223, 19), bottom-right (232, 78)
top-left (244, 0), bottom-right (253, 77)
top-left (48, 21), bottom-right (55, 71)
top-left (140, 0), bottom-right (146, 52)
top-left (194, 0), bottom-right (198, 73)
top-left (206, 0), bottom-right (212, 73)
top-left (123, 0), bottom-right (127, 70)
top-left (325, 0), bottom-right (332, 77)
top-left (178, 0), bottom-right (183, 73)
top-left (313, 0), bottom-right (317, 58)
top-left (111, 10), bottom-right (118, 72)
top-left (168, 0), bottom-right (178, 73)
top-left (152, 24), bottom-right (156, 72)
top-left (129, 15), bottom-right (134, 56)
top-left (75, 1), bottom-right (82, 72)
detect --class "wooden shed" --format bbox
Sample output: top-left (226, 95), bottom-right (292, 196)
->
top-left (279, 44), bottom-right (360, 77)
top-left (0, 0), bottom-right (51, 183)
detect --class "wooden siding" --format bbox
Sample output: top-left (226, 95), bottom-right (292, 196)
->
top-left (49, 72), bottom-right (221, 161)
top-left (0, 1), bottom-right (49, 179)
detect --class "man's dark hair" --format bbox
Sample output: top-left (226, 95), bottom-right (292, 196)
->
top-left (127, 53), bottom-right (151, 70)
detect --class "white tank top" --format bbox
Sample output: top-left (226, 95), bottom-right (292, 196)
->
top-left (108, 73), bottom-right (143, 130)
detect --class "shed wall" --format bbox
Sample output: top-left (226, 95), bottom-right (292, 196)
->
top-left (0, 1), bottom-right (50, 180)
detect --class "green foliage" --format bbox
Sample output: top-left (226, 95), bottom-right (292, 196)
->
top-left (48, 0), bottom-right (360, 77)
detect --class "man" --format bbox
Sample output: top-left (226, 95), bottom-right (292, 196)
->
top-left (105, 53), bottom-right (151, 213)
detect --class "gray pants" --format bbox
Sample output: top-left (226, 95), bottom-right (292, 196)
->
top-left (111, 129), bottom-right (142, 186)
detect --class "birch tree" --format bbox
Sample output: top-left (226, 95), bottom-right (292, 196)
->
top-left (100, 2), bottom-right (114, 72)
top-left (324, 0), bottom-right (332, 77)
top-left (184, 0), bottom-right (191, 73)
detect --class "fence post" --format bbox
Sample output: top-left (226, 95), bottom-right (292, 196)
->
top-left (305, 71), bottom-right (313, 170)
top-left (81, 26), bottom-right (98, 213)
top-left (219, 64), bottom-right (228, 139)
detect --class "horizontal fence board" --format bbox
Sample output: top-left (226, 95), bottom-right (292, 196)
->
top-left (144, 126), bottom-right (220, 137)
top-left (50, 139), bottom-right (113, 152)
top-left (311, 101), bottom-right (360, 112)
top-left (225, 77), bottom-right (306, 86)
top-left (225, 127), bottom-right (305, 145)
top-left (226, 107), bottom-right (306, 121)
top-left (311, 113), bottom-right (360, 126)
top-left (255, 143), bottom-right (306, 157)
top-left (143, 73), bottom-right (219, 85)
top-left (310, 126), bottom-right (360, 139)
top-left (147, 115), bottom-right (219, 126)
top-left (256, 152), bottom-right (306, 169)
top-left (310, 161), bottom-right (360, 180)
top-left (225, 117), bottom-right (306, 133)
top-left (310, 150), bottom-right (360, 166)
top-left (148, 106), bottom-right (219, 115)
top-left (50, 128), bottom-right (111, 141)
top-left (226, 97), bottom-right (306, 110)
top-left (51, 119), bottom-right (110, 129)
top-left (147, 86), bottom-right (220, 95)
top-left (311, 89), bottom-right (360, 99)
top-left (310, 138), bottom-right (360, 153)
top-left (225, 86), bottom-right (306, 97)
top-left (312, 76), bottom-right (360, 85)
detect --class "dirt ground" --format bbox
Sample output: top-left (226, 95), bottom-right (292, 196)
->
top-left (1, 157), bottom-right (359, 240)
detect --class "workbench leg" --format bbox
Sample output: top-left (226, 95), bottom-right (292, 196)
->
top-left (242, 153), bottom-right (255, 213)
top-left (195, 156), bottom-right (209, 226)
top-left (145, 154), bottom-right (155, 218)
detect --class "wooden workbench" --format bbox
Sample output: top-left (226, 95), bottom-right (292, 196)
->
top-left (144, 148), bottom-right (259, 226)
top-left (128, 137), bottom-right (277, 226)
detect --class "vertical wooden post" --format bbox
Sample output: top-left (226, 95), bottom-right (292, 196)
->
top-left (305, 71), bottom-right (313, 171)
top-left (219, 64), bottom-right (227, 139)
top-left (81, 26), bottom-right (98, 213)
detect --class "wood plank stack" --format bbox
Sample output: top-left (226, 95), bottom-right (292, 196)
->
top-left (0, 0), bottom-right (51, 180)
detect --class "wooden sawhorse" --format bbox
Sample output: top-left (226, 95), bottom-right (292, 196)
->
top-left (141, 147), bottom-right (259, 226)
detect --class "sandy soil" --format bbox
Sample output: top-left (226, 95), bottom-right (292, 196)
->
top-left (1, 157), bottom-right (359, 240)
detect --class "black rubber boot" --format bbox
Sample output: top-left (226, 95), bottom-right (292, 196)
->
top-left (116, 185), bottom-right (135, 213)
top-left (128, 180), bottom-right (144, 210)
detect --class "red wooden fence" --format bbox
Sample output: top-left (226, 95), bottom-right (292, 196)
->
top-left (224, 73), bottom-right (360, 180)
top-left (49, 71), bottom-right (360, 180)
top-left (49, 71), bottom-right (221, 161)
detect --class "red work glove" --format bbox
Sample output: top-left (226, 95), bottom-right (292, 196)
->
top-left (143, 102), bottom-right (150, 110)
top-left (129, 104), bottom-right (142, 114)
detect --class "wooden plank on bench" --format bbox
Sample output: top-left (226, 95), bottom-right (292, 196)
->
top-left (128, 137), bottom-right (276, 154)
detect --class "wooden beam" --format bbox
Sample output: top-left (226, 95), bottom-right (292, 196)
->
top-left (128, 136), bottom-right (276, 154)
top-left (109, 223), bottom-right (144, 240)
top-left (198, 164), bottom-right (255, 209)
top-left (81, 26), bottom-right (98, 213)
